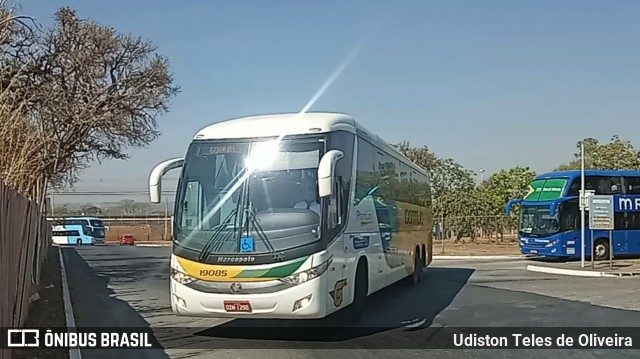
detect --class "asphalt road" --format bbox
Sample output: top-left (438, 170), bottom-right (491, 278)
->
top-left (61, 245), bottom-right (640, 359)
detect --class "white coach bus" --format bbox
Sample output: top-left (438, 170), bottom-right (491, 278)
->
top-left (149, 112), bottom-right (433, 322)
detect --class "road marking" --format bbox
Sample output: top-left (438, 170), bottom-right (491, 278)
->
top-left (59, 248), bottom-right (82, 359)
top-left (401, 318), bottom-right (427, 328)
top-left (434, 255), bottom-right (525, 260)
top-left (526, 264), bottom-right (639, 278)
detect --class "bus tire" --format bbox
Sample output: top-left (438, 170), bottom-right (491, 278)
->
top-left (343, 259), bottom-right (368, 323)
top-left (76, 239), bottom-right (82, 246)
top-left (411, 249), bottom-right (423, 286)
top-left (594, 238), bottom-right (610, 261)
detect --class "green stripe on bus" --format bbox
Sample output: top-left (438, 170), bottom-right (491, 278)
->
top-left (234, 256), bottom-right (309, 278)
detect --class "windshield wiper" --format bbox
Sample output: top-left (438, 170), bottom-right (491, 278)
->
top-left (241, 208), bottom-right (281, 260)
top-left (197, 207), bottom-right (239, 262)
top-left (234, 175), bottom-right (281, 261)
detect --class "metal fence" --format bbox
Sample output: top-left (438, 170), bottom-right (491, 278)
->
top-left (433, 214), bottom-right (519, 242)
top-left (100, 216), bottom-right (173, 242)
top-left (0, 180), bottom-right (50, 359)
top-left (99, 214), bottom-right (518, 243)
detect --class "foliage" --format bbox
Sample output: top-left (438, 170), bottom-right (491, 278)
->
top-left (555, 135), bottom-right (640, 171)
top-left (0, 5), bottom-right (179, 203)
top-left (483, 166), bottom-right (537, 204)
top-left (394, 141), bottom-right (475, 217)
top-left (395, 142), bottom-right (535, 242)
top-left (397, 134), bottom-right (640, 243)
top-left (52, 199), bottom-right (162, 216)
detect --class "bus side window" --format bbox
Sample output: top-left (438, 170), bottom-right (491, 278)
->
top-left (329, 177), bottom-right (343, 227)
top-left (559, 200), bottom-right (579, 231)
top-left (623, 177), bottom-right (640, 195)
top-left (627, 213), bottom-right (640, 230)
top-left (568, 176), bottom-right (623, 196)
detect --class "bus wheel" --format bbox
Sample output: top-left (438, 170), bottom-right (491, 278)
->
top-left (594, 239), bottom-right (610, 261)
top-left (411, 251), bottom-right (423, 286)
top-left (343, 260), bottom-right (368, 323)
top-left (76, 239), bottom-right (82, 246)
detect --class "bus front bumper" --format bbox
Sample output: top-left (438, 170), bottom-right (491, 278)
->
top-left (170, 276), bottom-right (328, 319)
top-left (521, 245), bottom-right (572, 256)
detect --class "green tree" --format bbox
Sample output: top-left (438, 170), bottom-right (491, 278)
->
top-left (395, 141), bottom-right (474, 198)
top-left (481, 166), bottom-right (537, 239)
top-left (555, 136), bottom-right (640, 171)
top-left (483, 166), bottom-right (537, 203)
top-left (395, 141), bottom-right (475, 240)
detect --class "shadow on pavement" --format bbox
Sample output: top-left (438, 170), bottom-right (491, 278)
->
top-left (62, 247), bottom-right (170, 359)
top-left (194, 266), bottom-right (474, 346)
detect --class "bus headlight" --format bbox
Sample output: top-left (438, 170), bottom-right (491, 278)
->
top-left (171, 268), bottom-right (197, 285)
top-left (545, 240), bottom-right (558, 248)
top-left (280, 259), bottom-right (330, 285)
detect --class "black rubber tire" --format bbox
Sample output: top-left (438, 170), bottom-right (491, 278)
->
top-left (76, 239), bottom-right (82, 246)
top-left (411, 251), bottom-right (423, 286)
top-left (343, 261), bottom-right (367, 323)
top-left (594, 239), bottom-right (610, 261)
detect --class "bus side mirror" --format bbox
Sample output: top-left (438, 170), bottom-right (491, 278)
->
top-left (505, 199), bottom-right (522, 216)
top-left (149, 158), bottom-right (184, 203)
top-left (318, 150), bottom-right (344, 198)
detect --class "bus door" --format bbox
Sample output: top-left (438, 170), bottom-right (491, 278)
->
top-left (67, 230), bottom-right (84, 245)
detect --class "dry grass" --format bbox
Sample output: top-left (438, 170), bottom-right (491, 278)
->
top-left (105, 224), bottom-right (172, 242)
top-left (434, 237), bottom-right (521, 256)
top-left (13, 246), bottom-right (68, 359)
top-left (103, 225), bottom-right (521, 257)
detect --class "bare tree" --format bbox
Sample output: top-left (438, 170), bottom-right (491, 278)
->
top-left (1, 6), bottom-right (180, 205)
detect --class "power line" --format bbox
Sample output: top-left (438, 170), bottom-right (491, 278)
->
top-left (51, 191), bottom-right (176, 195)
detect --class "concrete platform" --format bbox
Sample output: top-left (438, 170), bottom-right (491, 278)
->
top-left (526, 258), bottom-right (640, 277)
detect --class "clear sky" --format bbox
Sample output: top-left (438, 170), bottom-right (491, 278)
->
top-left (15, 0), bottom-right (640, 204)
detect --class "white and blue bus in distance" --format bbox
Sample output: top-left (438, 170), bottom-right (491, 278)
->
top-left (506, 170), bottom-right (640, 260)
top-left (51, 225), bottom-right (94, 245)
top-left (48, 216), bottom-right (107, 244)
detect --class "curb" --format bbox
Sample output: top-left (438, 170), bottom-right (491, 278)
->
top-left (58, 248), bottom-right (82, 359)
top-left (136, 244), bottom-right (171, 247)
top-left (434, 255), bottom-right (524, 260)
top-left (526, 264), bottom-right (640, 278)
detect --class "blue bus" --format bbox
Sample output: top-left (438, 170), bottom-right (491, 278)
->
top-left (506, 170), bottom-right (640, 260)
top-left (48, 216), bottom-right (107, 244)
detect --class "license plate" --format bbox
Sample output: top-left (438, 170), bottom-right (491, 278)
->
top-left (224, 301), bottom-right (252, 313)
top-left (530, 249), bottom-right (538, 254)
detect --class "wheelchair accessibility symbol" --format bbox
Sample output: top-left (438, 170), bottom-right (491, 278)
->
top-left (240, 236), bottom-right (255, 252)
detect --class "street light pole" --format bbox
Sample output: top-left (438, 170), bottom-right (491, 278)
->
top-left (580, 142), bottom-right (586, 268)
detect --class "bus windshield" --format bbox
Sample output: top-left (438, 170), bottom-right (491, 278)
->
top-left (519, 205), bottom-right (560, 237)
top-left (175, 137), bottom-right (325, 258)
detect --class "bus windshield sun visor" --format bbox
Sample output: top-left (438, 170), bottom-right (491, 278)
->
top-left (506, 198), bottom-right (563, 216)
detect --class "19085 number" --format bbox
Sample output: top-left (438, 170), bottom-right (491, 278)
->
top-left (199, 269), bottom-right (228, 277)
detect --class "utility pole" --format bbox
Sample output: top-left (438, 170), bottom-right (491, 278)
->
top-left (441, 211), bottom-right (445, 254)
top-left (580, 142), bottom-right (586, 268)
